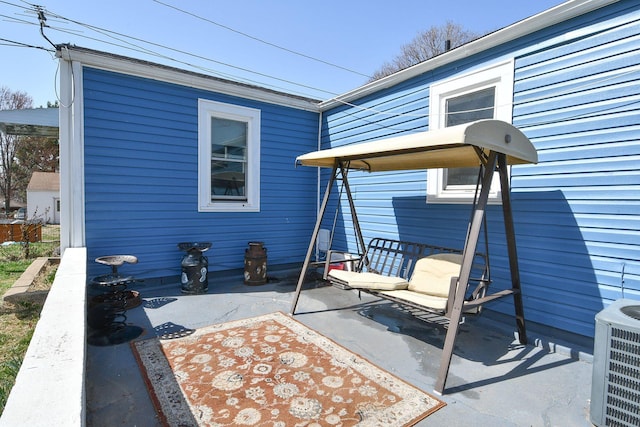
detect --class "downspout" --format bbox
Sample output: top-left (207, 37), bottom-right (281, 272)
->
top-left (56, 45), bottom-right (86, 251)
top-left (57, 49), bottom-right (72, 253)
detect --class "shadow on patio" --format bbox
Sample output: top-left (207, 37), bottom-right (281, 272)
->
top-left (86, 265), bottom-right (594, 427)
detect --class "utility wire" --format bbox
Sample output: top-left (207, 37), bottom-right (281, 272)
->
top-left (51, 24), bottom-right (312, 95)
top-left (5, 4), bottom-right (365, 104)
top-left (5, 2), bottom-right (639, 129)
top-left (0, 36), bottom-right (51, 51)
top-left (31, 18), bottom-right (640, 128)
top-left (47, 21), bottom-right (326, 100)
top-left (42, 8), bottom-right (341, 98)
top-left (0, 5), bottom-right (36, 25)
top-left (0, 0), bottom-right (25, 9)
top-left (9, 1), bottom-right (334, 97)
top-left (151, 0), bottom-right (372, 79)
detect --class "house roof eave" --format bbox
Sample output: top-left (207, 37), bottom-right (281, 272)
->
top-left (56, 45), bottom-right (322, 112)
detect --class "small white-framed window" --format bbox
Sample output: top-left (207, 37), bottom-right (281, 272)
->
top-left (427, 60), bottom-right (514, 203)
top-left (198, 99), bottom-right (261, 212)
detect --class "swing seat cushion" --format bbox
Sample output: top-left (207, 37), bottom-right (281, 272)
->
top-left (378, 289), bottom-right (449, 311)
top-left (327, 270), bottom-right (409, 290)
top-left (407, 253), bottom-right (463, 298)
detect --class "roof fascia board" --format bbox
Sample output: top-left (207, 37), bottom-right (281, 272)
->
top-left (319, 0), bottom-right (619, 111)
top-left (57, 46), bottom-right (320, 112)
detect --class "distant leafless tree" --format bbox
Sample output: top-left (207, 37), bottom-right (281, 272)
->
top-left (0, 87), bottom-right (33, 214)
top-left (369, 21), bottom-right (480, 81)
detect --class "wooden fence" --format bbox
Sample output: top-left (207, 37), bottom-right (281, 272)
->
top-left (0, 222), bottom-right (42, 243)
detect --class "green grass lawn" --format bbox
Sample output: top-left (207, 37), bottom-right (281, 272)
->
top-left (0, 225), bottom-right (60, 414)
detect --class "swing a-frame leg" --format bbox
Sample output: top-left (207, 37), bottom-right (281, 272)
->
top-left (290, 162), bottom-right (366, 314)
top-left (434, 152), bottom-right (527, 394)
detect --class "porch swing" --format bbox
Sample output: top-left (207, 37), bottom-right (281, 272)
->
top-left (324, 161), bottom-right (493, 316)
top-left (289, 119), bottom-right (538, 394)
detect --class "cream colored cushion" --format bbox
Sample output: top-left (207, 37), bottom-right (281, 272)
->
top-left (378, 289), bottom-right (448, 311)
top-left (328, 270), bottom-right (409, 290)
top-left (407, 253), bottom-right (463, 297)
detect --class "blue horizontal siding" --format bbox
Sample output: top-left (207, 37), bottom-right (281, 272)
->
top-left (321, 83), bottom-right (429, 148)
top-left (515, 35), bottom-right (640, 85)
top-left (83, 67), bottom-right (319, 278)
top-left (508, 1), bottom-right (640, 337)
top-left (317, 1), bottom-right (640, 339)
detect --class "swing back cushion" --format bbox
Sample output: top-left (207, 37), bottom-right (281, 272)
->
top-left (408, 253), bottom-right (463, 297)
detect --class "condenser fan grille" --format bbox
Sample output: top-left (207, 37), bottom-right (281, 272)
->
top-left (605, 327), bottom-right (640, 426)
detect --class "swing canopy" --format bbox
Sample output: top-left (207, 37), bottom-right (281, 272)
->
top-left (296, 119), bottom-right (537, 171)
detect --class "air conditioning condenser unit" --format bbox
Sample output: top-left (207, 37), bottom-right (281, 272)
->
top-left (591, 299), bottom-right (640, 426)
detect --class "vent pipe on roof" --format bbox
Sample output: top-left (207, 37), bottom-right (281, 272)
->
top-left (445, 39), bottom-right (451, 51)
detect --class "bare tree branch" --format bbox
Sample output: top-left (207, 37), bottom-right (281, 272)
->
top-left (0, 87), bottom-right (34, 214)
top-left (369, 21), bottom-right (480, 81)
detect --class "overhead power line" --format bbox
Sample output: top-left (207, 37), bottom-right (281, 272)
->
top-left (6, 0), bottom-right (636, 132)
top-left (0, 36), bottom-right (51, 51)
top-left (45, 12), bottom-right (341, 98)
top-left (151, 0), bottom-right (372, 79)
top-left (50, 24), bottom-right (320, 97)
top-left (1, 1), bottom-right (351, 98)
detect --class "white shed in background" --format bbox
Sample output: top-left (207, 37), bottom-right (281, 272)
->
top-left (27, 172), bottom-right (60, 224)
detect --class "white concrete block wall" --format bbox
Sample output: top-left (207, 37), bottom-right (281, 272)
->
top-left (0, 248), bottom-right (86, 427)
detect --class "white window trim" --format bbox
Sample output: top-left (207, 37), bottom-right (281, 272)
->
top-left (198, 99), bottom-right (261, 212)
top-left (427, 60), bottom-right (514, 204)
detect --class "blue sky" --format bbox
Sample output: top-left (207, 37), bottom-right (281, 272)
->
top-left (1, 0), bottom-right (564, 108)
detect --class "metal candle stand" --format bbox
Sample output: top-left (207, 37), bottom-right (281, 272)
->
top-left (87, 255), bottom-right (143, 346)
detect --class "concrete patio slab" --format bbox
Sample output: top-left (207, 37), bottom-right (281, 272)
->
top-left (86, 268), bottom-right (594, 426)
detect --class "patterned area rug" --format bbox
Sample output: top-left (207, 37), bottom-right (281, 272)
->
top-left (132, 311), bottom-right (445, 426)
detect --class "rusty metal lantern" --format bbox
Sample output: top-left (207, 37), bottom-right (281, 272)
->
top-left (244, 241), bottom-right (267, 285)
